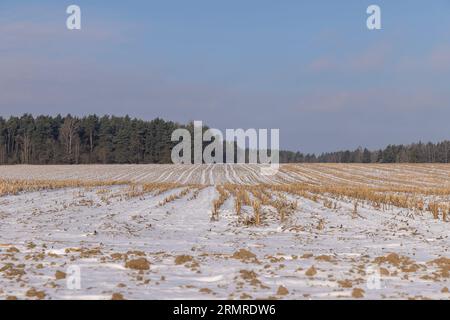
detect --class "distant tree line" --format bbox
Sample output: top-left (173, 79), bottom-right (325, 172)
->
top-left (0, 114), bottom-right (449, 164)
top-left (0, 114), bottom-right (181, 164)
top-left (280, 142), bottom-right (450, 163)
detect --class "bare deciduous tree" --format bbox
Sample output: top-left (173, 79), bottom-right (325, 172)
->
top-left (59, 116), bottom-right (78, 162)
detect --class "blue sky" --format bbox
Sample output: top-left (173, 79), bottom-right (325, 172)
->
top-left (1, 1), bottom-right (450, 153)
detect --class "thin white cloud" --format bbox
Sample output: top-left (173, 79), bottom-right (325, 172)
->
top-left (308, 42), bottom-right (391, 73)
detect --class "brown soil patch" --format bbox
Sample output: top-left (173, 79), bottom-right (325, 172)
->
top-left (315, 255), bottom-right (335, 263)
top-left (26, 288), bottom-right (46, 300)
top-left (428, 257), bottom-right (450, 278)
top-left (374, 253), bottom-right (402, 266)
top-left (380, 267), bottom-right (390, 276)
top-left (0, 263), bottom-right (26, 279)
top-left (352, 288), bottom-right (365, 298)
top-left (338, 279), bottom-right (353, 288)
top-left (239, 270), bottom-right (268, 289)
top-left (276, 285), bottom-right (289, 296)
top-left (240, 270), bottom-right (258, 281)
top-left (175, 255), bottom-right (194, 265)
top-left (266, 255), bottom-right (285, 263)
top-left (305, 266), bottom-right (317, 277)
top-left (79, 248), bottom-right (102, 258)
top-left (112, 293), bottom-right (125, 300)
top-left (55, 270), bottom-right (66, 280)
top-left (127, 250), bottom-right (145, 256)
top-left (374, 253), bottom-right (422, 273)
top-left (199, 288), bottom-right (213, 294)
top-left (111, 253), bottom-right (126, 260)
top-left (232, 249), bottom-right (257, 262)
top-left (125, 258), bottom-right (150, 270)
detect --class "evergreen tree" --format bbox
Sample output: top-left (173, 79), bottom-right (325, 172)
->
top-left (0, 114), bottom-right (449, 165)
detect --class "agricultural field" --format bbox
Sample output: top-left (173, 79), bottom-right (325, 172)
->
top-left (0, 164), bottom-right (449, 300)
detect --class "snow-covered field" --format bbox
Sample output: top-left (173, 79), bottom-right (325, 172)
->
top-left (0, 164), bottom-right (449, 300)
top-left (2, 163), bottom-right (450, 187)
